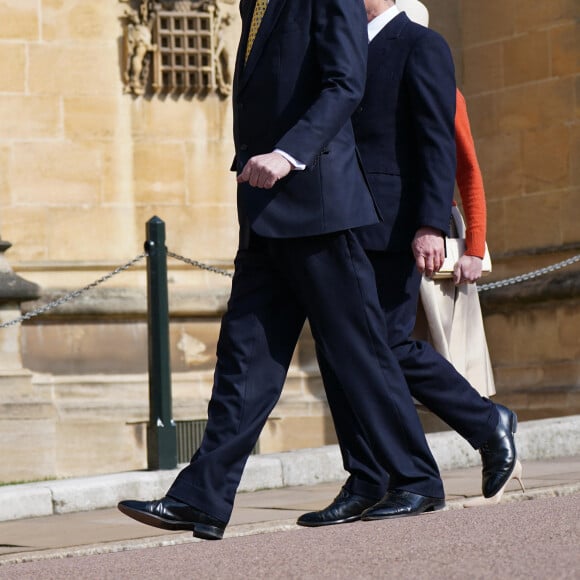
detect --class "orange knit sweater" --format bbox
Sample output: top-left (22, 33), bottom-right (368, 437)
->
top-left (455, 89), bottom-right (487, 258)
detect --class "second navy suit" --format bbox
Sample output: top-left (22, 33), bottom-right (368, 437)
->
top-left (318, 11), bottom-right (499, 498)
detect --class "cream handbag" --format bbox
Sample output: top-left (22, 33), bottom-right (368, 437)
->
top-left (433, 207), bottom-right (492, 279)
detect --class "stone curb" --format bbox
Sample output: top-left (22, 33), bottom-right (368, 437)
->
top-left (1, 414), bottom-right (579, 523)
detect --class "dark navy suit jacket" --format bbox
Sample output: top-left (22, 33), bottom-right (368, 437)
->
top-left (352, 12), bottom-right (457, 252)
top-left (232, 0), bottom-right (380, 243)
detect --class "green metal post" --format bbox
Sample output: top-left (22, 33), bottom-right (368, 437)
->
top-left (145, 216), bottom-right (177, 470)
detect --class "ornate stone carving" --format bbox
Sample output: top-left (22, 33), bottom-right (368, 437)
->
top-left (122, 2), bottom-right (157, 95)
top-left (120, 0), bottom-right (234, 97)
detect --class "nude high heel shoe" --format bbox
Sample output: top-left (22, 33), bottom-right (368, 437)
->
top-left (463, 460), bottom-right (525, 508)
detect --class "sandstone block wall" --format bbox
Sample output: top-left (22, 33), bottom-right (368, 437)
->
top-left (430, 0), bottom-right (580, 416)
top-left (0, 0), bottom-right (240, 281)
top-left (0, 0), bottom-right (578, 481)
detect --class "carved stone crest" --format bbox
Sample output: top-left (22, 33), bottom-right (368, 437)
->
top-left (120, 0), bottom-right (234, 97)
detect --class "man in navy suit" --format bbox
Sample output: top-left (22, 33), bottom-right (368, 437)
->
top-left (297, 0), bottom-right (520, 526)
top-left (118, 0), bottom-right (448, 540)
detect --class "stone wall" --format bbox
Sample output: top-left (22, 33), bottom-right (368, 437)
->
top-left (0, 0), bottom-right (578, 482)
top-left (480, 271), bottom-right (580, 421)
top-left (0, 0), bottom-right (240, 277)
top-left (430, 0), bottom-right (580, 418)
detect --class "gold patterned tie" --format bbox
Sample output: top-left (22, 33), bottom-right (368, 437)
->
top-left (245, 0), bottom-right (268, 62)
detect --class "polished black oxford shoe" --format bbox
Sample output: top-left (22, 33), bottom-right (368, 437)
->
top-left (117, 497), bottom-right (226, 540)
top-left (479, 403), bottom-right (519, 498)
top-left (297, 487), bottom-right (379, 527)
top-left (361, 489), bottom-right (445, 520)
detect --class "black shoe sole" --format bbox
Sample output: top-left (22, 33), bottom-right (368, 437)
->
top-left (296, 514), bottom-right (363, 527)
top-left (361, 501), bottom-right (446, 521)
top-left (118, 503), bottom-right (224, 540)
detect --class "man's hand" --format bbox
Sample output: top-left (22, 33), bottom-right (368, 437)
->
top-left (412, 227), bottom-right (445, 278)
top-left (453, 255), bottom-right (483, 285)
top-left (237, 152), bottom-right (293, 189)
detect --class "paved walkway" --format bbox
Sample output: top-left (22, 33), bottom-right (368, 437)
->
top-left (1, 455), bottom-right (579, 567)
top-left (1, 494), bottom-right (579, 579)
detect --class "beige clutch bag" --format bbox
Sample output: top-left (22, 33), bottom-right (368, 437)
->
top-left (432, 206), bottom-right (492, 280)
top-left (433, 238), bottom-right (492, 279)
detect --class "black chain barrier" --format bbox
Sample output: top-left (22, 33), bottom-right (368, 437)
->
top-left (0, 253), bottom-right (146, 329)
top-left (166, 250), bottom-right (233, 278)
top-left (476, 254), bottom-right (580, 293)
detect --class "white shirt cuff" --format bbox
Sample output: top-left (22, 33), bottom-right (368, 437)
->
top-left (274, 149), bottom-right (306, 171)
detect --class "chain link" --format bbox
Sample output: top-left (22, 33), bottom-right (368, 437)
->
top-left (167, 250), bottom-right (233, 278)
top-left (0, 253), bottom-right (146, 329)
top-left (477, 253), bottom-right (580, 293)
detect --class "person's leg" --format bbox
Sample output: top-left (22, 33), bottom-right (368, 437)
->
top-left (368, 250), bottom-right (498, 449)
top-left (294, 348), bottom-right (388, 527)
top-left (369, 251), bottom-right (519, 505)
top-left (277, 232), bottom-right (444, 499)
top-left (299, 246), bottom-right (515, 525)
top-left (167, 239), bottom-right (306, 523)
top-left (317, 349), bottom-right (388, 499)
top-left (308, 250), bottom-right (497, 518)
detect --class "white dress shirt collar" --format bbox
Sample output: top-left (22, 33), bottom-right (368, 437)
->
top-left (368, 4), bottom-right (400, 43)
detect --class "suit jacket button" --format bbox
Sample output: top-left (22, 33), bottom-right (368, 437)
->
top-left (240, 143), bottom-right (248, 151)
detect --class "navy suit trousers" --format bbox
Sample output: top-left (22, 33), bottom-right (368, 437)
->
top-left (168, 232), bottom-right (443, 522)
top-left (318, 250), bottom-right (499, 496)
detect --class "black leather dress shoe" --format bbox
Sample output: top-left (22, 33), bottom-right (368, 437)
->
top-left (297, 487), bottom-right (379, 527)
top-left (361, 489), bottom-right (445, 520)
top-left (479, 403), bottom-right (518, 498)
top-left (117, 497), bottom-right (226, 540)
